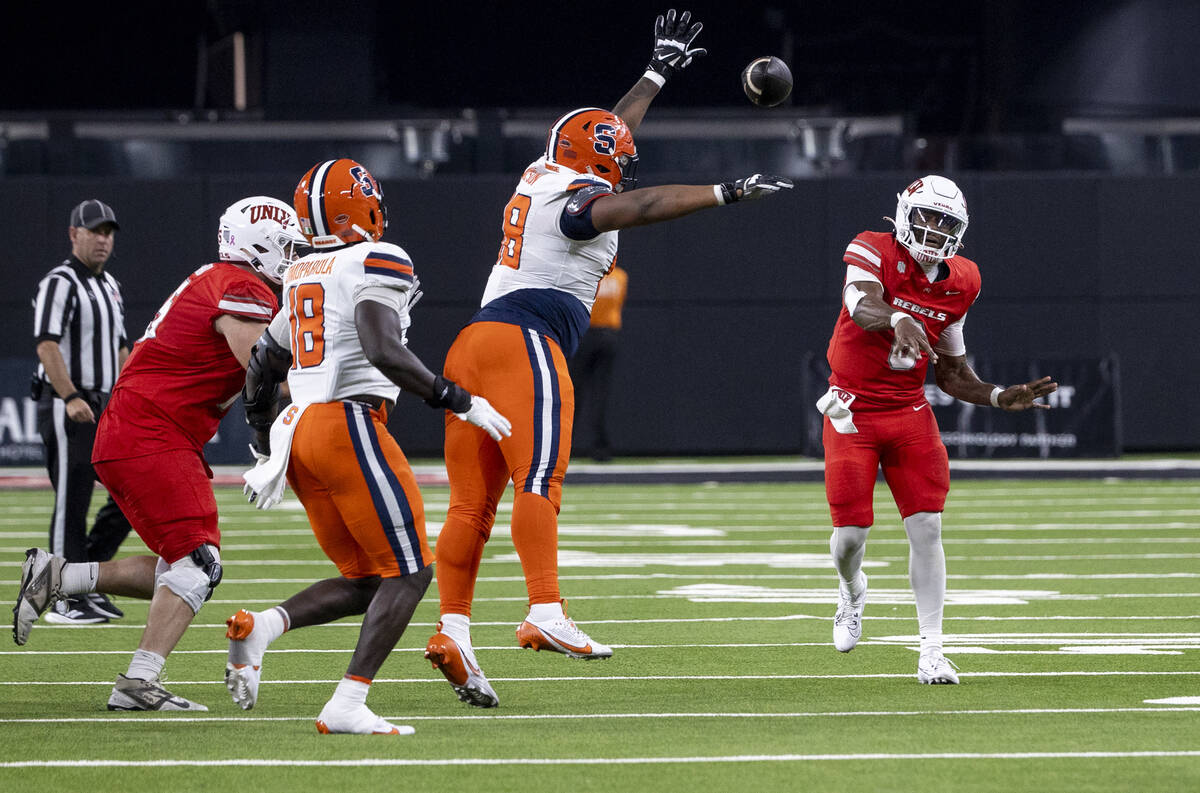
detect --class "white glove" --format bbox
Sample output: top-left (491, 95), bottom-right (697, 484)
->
top-left (455, 395), bottom-right (512, 441)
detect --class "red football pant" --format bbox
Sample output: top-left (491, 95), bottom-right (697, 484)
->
top-left (822, 404), bottom-right (949, 527)
top-left (94, 449), bottom-right (219, 564)
top-left (437, 322), bottom-right (573, 615)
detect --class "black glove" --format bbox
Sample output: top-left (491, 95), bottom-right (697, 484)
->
top-left (718, 174), bottom-right (795, 204)
top-left (647, 9), bottom-right (706, 82)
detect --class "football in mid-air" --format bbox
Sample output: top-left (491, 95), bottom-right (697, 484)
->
top-left (741, 56), bottom-right (793, 107)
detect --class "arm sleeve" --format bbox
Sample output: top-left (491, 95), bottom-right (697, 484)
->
top-left (33, 275), bottom-right (71, 342)
top-left (842, 264), bottom-right (882, 315)
top-left (265, 308), bottom-right (292, 353)
top-left (559, 181), bottom-right (614, 241)
top-left (934, 314), bottom-right (967, 356)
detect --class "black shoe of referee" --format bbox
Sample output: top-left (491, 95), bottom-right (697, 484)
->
top-left (86, 592), bottom-right (124, 619)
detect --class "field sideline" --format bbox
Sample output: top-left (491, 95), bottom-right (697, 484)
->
top-left (1, 477), bottom-right (1198, 791)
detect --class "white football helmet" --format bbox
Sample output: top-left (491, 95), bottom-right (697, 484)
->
top-left (891, 175), bottom-right (968, 264)
top-left (218, 196), bottom-right (306, 284)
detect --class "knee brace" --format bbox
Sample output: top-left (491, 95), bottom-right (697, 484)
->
top-left (157, 544), bottom-right (223, 614)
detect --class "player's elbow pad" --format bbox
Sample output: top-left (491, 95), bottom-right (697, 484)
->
top-left (243, 331), bottom-right (292, 430)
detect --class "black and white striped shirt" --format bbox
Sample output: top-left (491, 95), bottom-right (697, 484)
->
top-left (33, 257), bottom-right (128, 393)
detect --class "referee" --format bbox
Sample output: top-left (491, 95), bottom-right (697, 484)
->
top-left (31, 199), bottom-right (133, 624)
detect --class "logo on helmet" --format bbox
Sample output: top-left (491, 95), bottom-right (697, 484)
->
top-left (593, 124), bottom-right (617, 155)
top-left (248, 204), bottom-right (292, 226)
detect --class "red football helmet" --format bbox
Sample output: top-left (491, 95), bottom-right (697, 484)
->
top-left (545, 108), bottom-right (639, 192)
top-left (294, 159), bottom-right (387, 248)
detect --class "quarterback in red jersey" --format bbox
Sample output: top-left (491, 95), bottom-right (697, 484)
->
top-left (819, 175), bottom-right (1056, 684)
top-left (12, 196), bottom-right (304, 712)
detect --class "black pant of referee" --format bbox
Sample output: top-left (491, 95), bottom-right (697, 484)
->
top-left (36, 388), bottom-right (132, 607)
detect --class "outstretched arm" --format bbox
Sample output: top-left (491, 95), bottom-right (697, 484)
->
top-left (936, 355), bottom-right (1058, 411)
top-left (613, 9), bottom-right (706, 132)
top-left (590, 174), bottom-right (793, 231)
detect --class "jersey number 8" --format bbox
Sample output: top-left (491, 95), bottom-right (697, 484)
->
top-left (288, 283), bottom-right (326, 368)
top-left (496, 193), bottom-right (532, 269)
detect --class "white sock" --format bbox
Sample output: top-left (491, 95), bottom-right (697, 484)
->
top-left (528, 601), bottom-right (564, 623)
top-left (830, 526), bottom-right (870, 597)
top-left (61, 562), bottom-right (99, 595)
top-left (920, 631), bottom-right (944, 655)
top-left (904, 511), bottom-right (946, 643)
top-left (331, 676), bottom-right (371, 708)
top-left (257, 607), bottom-right (287, 642)
top-left (439, 613), bottom-right (471, 644)
top-left (126, 649), bottom-right (165, 681)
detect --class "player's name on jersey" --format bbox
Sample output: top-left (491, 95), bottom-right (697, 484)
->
top-left (287, 257), bottom-right (335, 281)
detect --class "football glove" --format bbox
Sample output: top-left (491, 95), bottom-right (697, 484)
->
top-left (455, 395), bottom-right (513, 442)
top-left (647, 9), bottom-right (706, 82)
top-left (718, 174), bottom-right (794, 204)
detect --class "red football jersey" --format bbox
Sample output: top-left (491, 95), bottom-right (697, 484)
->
top-left (94, 263), bottom-right (277, 461)
top-left (826, 231), bottom-right (981, 410)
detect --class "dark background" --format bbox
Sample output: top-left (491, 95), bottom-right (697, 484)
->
top-left (3, 0), bottom-right (1197, 456)
top-left (5, 171), bottom-right (1195, 455)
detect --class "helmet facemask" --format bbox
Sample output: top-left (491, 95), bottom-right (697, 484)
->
top-left (892, 175), bottom-right (969, 264)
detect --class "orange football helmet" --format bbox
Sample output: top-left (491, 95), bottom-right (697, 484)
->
top-left (545, 108), bottom-right (639, 192)
top-left (294, 158), bottom-right (387, 248)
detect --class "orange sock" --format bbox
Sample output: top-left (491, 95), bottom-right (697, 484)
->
top-left (511, 491), bottom-right (560, 604)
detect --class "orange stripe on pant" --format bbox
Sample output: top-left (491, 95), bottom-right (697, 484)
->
top-left (286, 400), bottom-right (431, 579)
top-left (437, 321), bottom-right (574, 614)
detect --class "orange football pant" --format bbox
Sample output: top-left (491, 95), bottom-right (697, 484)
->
top-left (286, 401), bottom-right (431, 579)
top-left (437, 322), bottom-right (573, 615)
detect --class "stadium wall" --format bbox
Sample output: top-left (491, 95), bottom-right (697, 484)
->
top-left (5, 173), bottom-right (1197, 456)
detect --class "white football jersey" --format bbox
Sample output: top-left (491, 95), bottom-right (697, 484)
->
top-left (268, 240), bottom-right (415, 404)
top-left (480, 157), bottom-right (619, 312)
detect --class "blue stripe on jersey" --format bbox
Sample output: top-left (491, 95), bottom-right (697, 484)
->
top-left (366, 250), bottom-right (411, 266)
top-left (471, 288), bottom-right (590, 359)
top-left (343, 403), bottom-right (421, 574)
top-left (525, 330), bottom-right (563, 498)
top-left (363, 265), bottom-right (415, 282)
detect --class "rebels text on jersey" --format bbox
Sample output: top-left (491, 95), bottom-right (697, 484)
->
top-left (97, 263), bottom-right (277, 458)
top-left (271, 241), bottom-right (416, 405)
top-left (826, 231), bottom-right (981, 410)
top-left (473, 158), bottom-right (619, 358)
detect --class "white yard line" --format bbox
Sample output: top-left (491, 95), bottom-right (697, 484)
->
top-left (4, 671), bottom-right (1200, 686)
top-left (2, 706), bottom-right (1199, 725)
top-left (2, 751), bottom-right (1199, 768)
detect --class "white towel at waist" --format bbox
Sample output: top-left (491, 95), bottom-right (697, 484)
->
top-left (242, 402), bottom-right (310, 510)
top-left (815, 387), bottom-right (858, 435)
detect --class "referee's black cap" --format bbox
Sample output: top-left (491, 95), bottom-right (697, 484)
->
top-left (70, 199), bottom-right (120, 231)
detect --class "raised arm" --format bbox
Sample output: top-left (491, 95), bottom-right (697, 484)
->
top-left (613, 9), bottom-right (706, 132)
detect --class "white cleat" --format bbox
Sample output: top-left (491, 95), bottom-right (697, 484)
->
top-left (424, 623), bottom-right (499, 708)
top-left (12, 548), bottom-right (66, 646)
top-left (315, 701), bottom-right (414, 735)
top-left (225, 609), bottom-right (271, 709)
top-left (516, 609), bottom-right (613, 660)
top-left (833, 572), bottom-right (867, 653)
top-left (917, 649), bottom-right (960, 684)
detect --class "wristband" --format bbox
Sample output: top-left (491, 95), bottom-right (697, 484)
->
top-left (642, 69), bottom-right (667, 87)
top-left (889, 311), bottom-right (909, 328)
top-left (425, 375), bottom-right (472, 414)
top-left (989, 386), bottom-right (1003, 408)
top-left (713, 184), bottom-right (728, 206)
top-left (63, 391), bottom-right (84, 405)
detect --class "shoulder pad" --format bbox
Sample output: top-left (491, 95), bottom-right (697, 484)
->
top-left (565, 183), bottom-right (614, 216)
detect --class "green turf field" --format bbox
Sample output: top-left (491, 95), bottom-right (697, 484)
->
top-left (1, 478), bottom-right (1198, 792)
